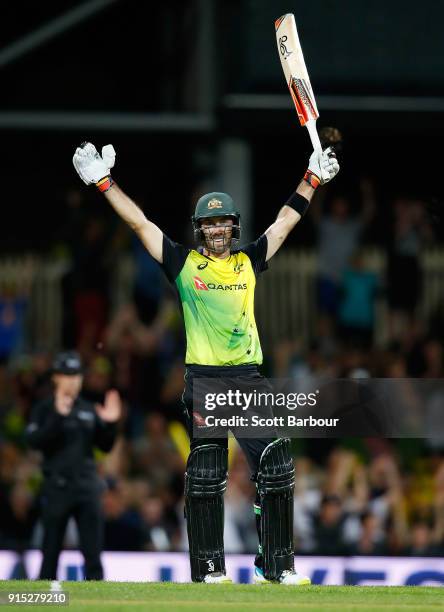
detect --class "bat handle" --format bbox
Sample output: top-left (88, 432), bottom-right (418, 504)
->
top-left (305, 119), bottom-right (322, 151)
top-left (306, 119), bottom-right (331, 183)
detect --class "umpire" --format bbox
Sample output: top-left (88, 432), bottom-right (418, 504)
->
top-left (26, 351), bottom-right (121, 580)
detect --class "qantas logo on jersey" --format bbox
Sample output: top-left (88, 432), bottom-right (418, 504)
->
top-left (193, 276), bottom-right (209, 290)
top-left (193, 276), bottom-right (247, 291)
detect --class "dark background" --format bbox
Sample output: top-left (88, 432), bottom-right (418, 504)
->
top-left (0, 0), bottom-right (443, 252)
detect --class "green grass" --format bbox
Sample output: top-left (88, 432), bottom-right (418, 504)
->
top-left (0, 581), bottom-right (443, 612)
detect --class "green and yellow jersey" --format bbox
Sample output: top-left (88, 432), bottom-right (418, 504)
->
top-left (161, 235), bottom-right (268, 366)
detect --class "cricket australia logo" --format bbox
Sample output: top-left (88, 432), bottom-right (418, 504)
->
top-left (279, 35), bottom-right (292, 59)
top-left (207, 198), bottom-right (223, 210)
top-left (207, 560), bottom-right (215, 572)
top-left (233, 262), bottom-right (244, 275)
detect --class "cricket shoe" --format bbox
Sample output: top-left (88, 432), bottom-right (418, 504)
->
top-left (203, 572), bottom-right (232, 584)
top-left (253, 566), bottom-right (311, 585)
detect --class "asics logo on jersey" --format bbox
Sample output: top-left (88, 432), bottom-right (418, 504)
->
top-left (197, 262), bottom-right (208, 270)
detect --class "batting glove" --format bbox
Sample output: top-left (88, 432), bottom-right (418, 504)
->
top-left (306, 147), bottom-right (340, 187)
top-left (73, 142), bottom-right (116, 190)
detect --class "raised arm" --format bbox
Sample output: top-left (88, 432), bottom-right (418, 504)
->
top-left (265, 148), bottom-right (340, 261)
top-left (103, 183), bottom-right (163, 262)
top-left (73, 142), bottom-right (163, 262)
top-left (265, 181), bottom-right (315, 261)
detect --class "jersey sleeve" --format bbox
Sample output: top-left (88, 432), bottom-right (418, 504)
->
top-left (160, 234), bottom-right (190, 283)
top-left (241, 234), bottom-right (269, 276)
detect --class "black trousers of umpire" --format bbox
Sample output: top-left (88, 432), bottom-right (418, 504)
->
top-left (39, 477), bottom-right (104, 580)
top-left (182, 364), bottom-right (275, 565)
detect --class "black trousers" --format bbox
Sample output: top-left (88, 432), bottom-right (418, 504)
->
top-left (182, 364), bottom-right (274, 472)
top-left (182, 364), bottom-right (275, 565)
top-left (39, 479), bottom-right (104, 580)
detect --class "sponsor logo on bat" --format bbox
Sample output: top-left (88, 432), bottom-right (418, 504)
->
top-left (278, 35), bottom-right (292, 59)
top-left (289, 77), bottom-right (318, 125)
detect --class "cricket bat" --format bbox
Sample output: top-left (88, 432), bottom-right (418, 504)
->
top-left (275, 13), bottom-right (325, 157)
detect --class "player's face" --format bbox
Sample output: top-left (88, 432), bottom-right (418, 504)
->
top-left (52, 373), bottom-right (83, 398)
top-left (200, 216), bottom-right (234, 254)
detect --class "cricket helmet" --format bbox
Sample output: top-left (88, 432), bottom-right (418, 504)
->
top-left (191, 192), bottom-right (241, 252)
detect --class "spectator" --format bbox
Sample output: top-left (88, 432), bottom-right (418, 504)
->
top-left (338, 251), bottom-right (379, 349)
top-left (402, 521), bottom-right (442, 557)
top-left (102, 484), bottom-right (144, 552)
top-left (349, 512), bottom-right (387, 555)
top-left (105, 303), bottom-right (163, 436)
top-left (311, 178), bottom-right (376, 318)
top-left (0, 290), bottom-right (28, 362)
top-left (132, 412), bottom-right (184, 500)
top-left (63, 216), bottom-right (113, 354)
top-left (311, 495), bottom-right (348, 556)
top-left (0, 483), bottom-right (38, 552)
top-left (140, 496), bottom-right (173, 551)
top-left (387, 197), bottom-right (434, 340)
top-left (132, 233), bottom-right (165, 325)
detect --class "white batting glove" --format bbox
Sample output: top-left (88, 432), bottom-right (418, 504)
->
top-left (308, 147), bottom-right (340, 185)
top-left (72, 142), bottom-right (116, 186)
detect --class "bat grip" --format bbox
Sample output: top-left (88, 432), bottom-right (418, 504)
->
top-left (306, 119), bottom-right (330, 183)
top-left (305, 119), bottom-right (322, 151)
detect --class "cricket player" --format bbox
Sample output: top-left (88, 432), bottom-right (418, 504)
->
top-left (73, 141), bottom-right (339, 584)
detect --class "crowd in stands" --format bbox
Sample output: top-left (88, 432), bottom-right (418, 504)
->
top-left (0, 181), bottom-right (444, 559)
